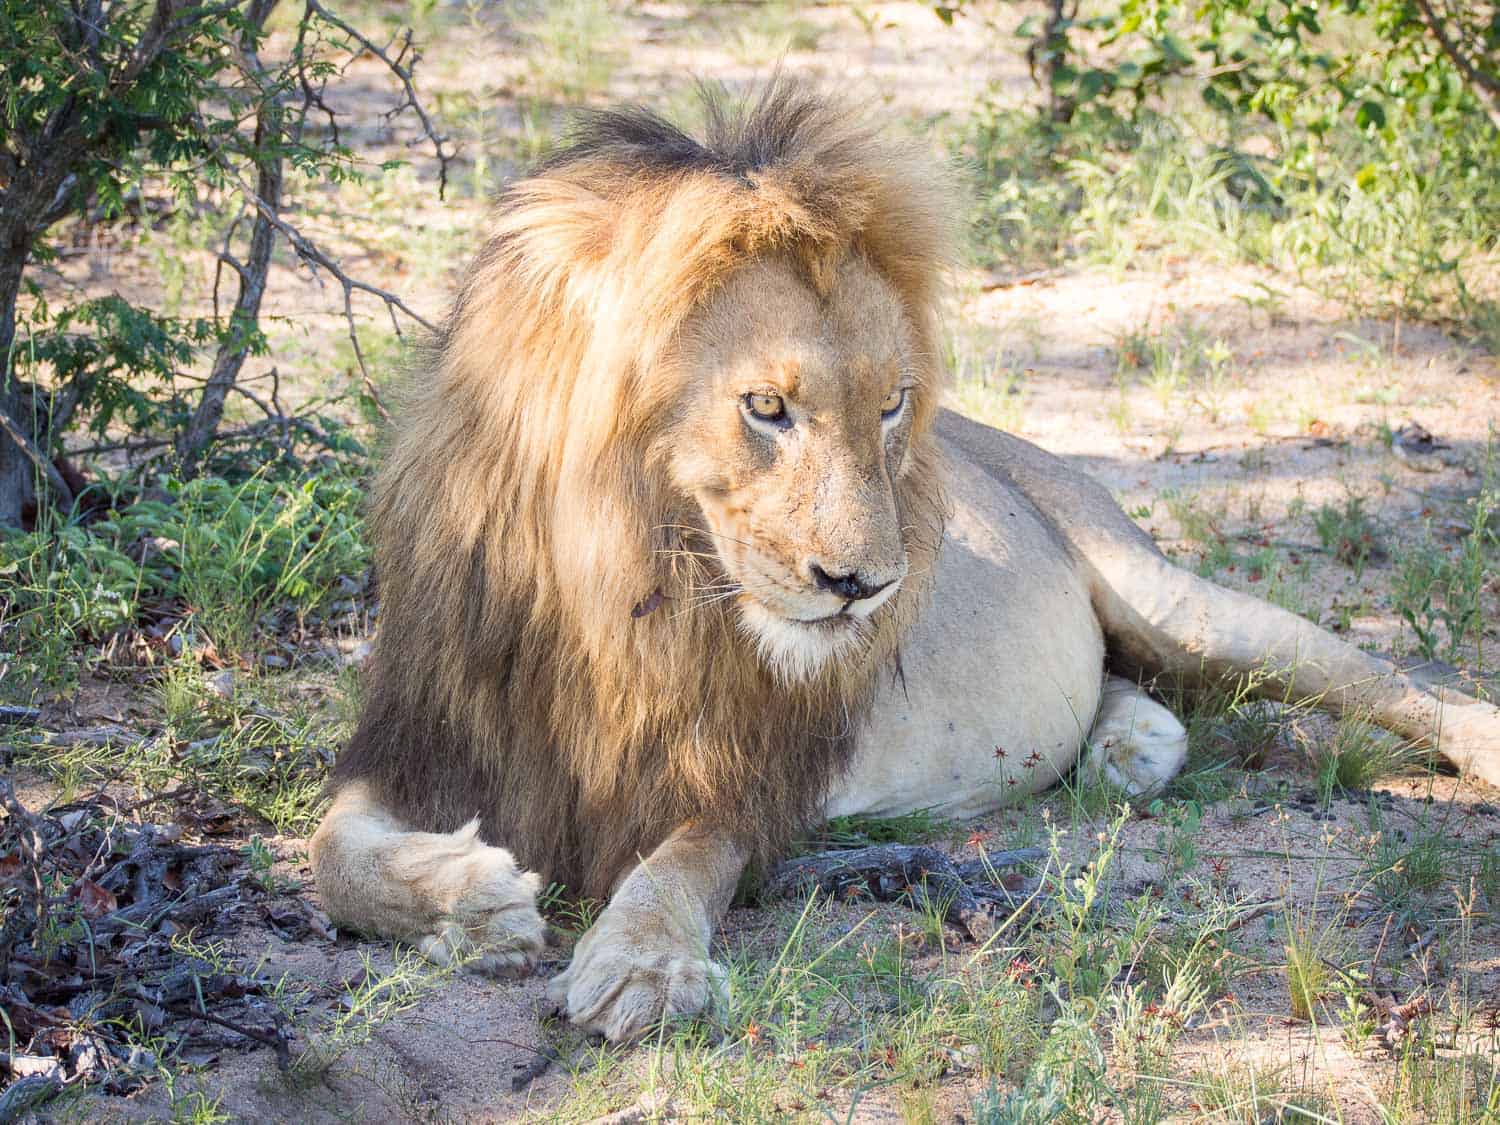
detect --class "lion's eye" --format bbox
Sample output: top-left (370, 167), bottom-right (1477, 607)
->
top-left (744, 393), bottom-right (788, 424)
top-left (880, 388), bottom-right (907, 418)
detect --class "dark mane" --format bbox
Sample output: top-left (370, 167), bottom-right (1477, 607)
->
top-left (540, 81), bottom-right (860, 184)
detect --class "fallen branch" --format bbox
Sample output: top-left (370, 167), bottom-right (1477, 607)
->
top-left (127, 988), bottom-right (291, 1070)
top-left (769, 844), bottom-right (1047, 941)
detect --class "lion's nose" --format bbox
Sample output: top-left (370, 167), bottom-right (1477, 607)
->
top-left (808, 563), bottom-right (892, 603)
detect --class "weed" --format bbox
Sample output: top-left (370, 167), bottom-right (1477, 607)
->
top-left (728, 1), bottom-right (822, 65)
top-left (1188, 1062), bottom-right (1334, 1123)
top-left (1364, 804), bottom-right (1457, 914)
top-left (288, 948), bottom-right (462, 1085)
top-left (519, 0), bottom-right (617, 103)
top-left (242, 836), bottom-right (278, 893)
top-left (1148, 797), bottom-right (1204, 882)
top-left (815, 808), bottom-right (950, 848)
top-left (946, 326), bottom-right (1028, 433)
top-left (1311, 716), bottom-right (1415, 802)
top-left (1312, 495), bottom-right (1381, 577)
top-left (1282, 917), bottom-right (1331, 1023)
top-left (538, 882), bottom-right (605, 935)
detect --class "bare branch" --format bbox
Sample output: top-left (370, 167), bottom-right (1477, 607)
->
top-left (176, 3), bottom-right (283, 472)
top-left (228, 173), bottom-right (436, 398)
top-left (304, 0), bottom-right (455, 197)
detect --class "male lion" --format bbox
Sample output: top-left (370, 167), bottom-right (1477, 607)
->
top-left (311, 85), bottom-right (1500, 1043)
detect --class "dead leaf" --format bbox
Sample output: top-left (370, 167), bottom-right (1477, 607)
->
top-left (71, 878), bottom-right (118, 919)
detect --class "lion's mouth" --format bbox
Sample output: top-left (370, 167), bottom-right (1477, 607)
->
top-left (733, 594), bottom-right (871, 682)
top-left (793, 610), bottom-right (854, 628)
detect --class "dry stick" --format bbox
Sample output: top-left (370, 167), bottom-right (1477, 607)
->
top-left (126, 987), bottom-right (292, 1069)
top-left (303, 0), bottom-right (455, 198)
top-left (770, 844), bottom-right (1047, 941)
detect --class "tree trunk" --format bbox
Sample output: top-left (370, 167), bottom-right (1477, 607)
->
top-left (173, 130), bottom-right (281, 474)
top-left (173, 1), bottom-right (283, 475)
top-left (0, 225), bottom-right (38, 527)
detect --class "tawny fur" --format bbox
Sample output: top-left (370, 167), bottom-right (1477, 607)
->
top-left (332, 85), bottom-right (955, 899)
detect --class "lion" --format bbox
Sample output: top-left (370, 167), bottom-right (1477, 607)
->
top-left (311, 84), bottom-right (1500, 1044)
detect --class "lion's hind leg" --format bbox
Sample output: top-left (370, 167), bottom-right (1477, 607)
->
top-left (310, 782), bottom-right (547, 976)
top-left (1082, 676), bottom-right (1188, 795)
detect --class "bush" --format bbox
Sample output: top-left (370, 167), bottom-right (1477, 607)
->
top-left (0, 0), bottom-right (445, 525)
top-left (950, 0), bottom-right (1500, 334)
top-left (0, 470), bottom-right (368, 697)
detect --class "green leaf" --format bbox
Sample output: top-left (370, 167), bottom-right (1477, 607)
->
top-left (1355, 100), bottom-right (1386, 129)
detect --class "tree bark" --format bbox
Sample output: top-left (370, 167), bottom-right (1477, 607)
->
top-left (173, 119), bottom-right (281, 474)
top-left (0, 221), bottom-right (42, 525)
top-left (173, 0), bottom-right (282, 475)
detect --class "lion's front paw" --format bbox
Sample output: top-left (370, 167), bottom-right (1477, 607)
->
top-left (416, 907), bottom-right (546, 978)
top-left (547, 910), bottom-right (725, 1042)
top-left (382, 821), bottom-right (548, 977)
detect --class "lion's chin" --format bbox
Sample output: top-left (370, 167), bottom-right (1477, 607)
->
top-left (736, 598), bottom-right (871, 684)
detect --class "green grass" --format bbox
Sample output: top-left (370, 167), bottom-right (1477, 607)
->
top-left (961, 97), bottom-right (1500, 342)
top-left (536, 809), bottom-right (1249, 1122)
top-left (0, 467), bottom-right (368, 699)
top-left (813, 808), bottom-right (953, 848)
top-left (1311, 715), bottom-right (1416, 802)
top-left (1312, 495), bottom-right (1381, 577)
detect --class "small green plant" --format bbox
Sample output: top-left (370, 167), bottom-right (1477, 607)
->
top-left (1313, 495), bottom-right (1381, 576)
top-left (1148, 797), bottom-right (1204, 882)
top-left (816, 808), bottom-right (949, 847)
top-left (1366, 813), bottom-right (1452, 912)
top-left (1282, 915), bottom-right (1333, 1023)
top-left (538, 882), bottom-right (605, 934)
top-left (242, 835), bottom-right (278, 892)
top-left (520, 0), bottom-right (618, 103)
top-left (1311, 716), bottom-right (1414, 802)
top-left (1391, 491), bottom-right (1495, 664)
top-left (289, 948), bottom-right (462, 1085)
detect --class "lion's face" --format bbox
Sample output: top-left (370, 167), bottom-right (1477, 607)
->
top-left (666, 253), bottom-right (921, 681)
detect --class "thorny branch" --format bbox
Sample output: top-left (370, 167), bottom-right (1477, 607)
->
top-left (233, 172), bottom-right (434, 414)
top-left (302, 0), bottom-right (455, 199)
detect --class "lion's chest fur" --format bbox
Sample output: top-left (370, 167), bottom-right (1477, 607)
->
top-left (828, 436), bottom-right (1106, 820)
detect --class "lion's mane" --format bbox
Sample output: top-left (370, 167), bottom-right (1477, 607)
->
top-left (333, 84), bottom-right (954, 899)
